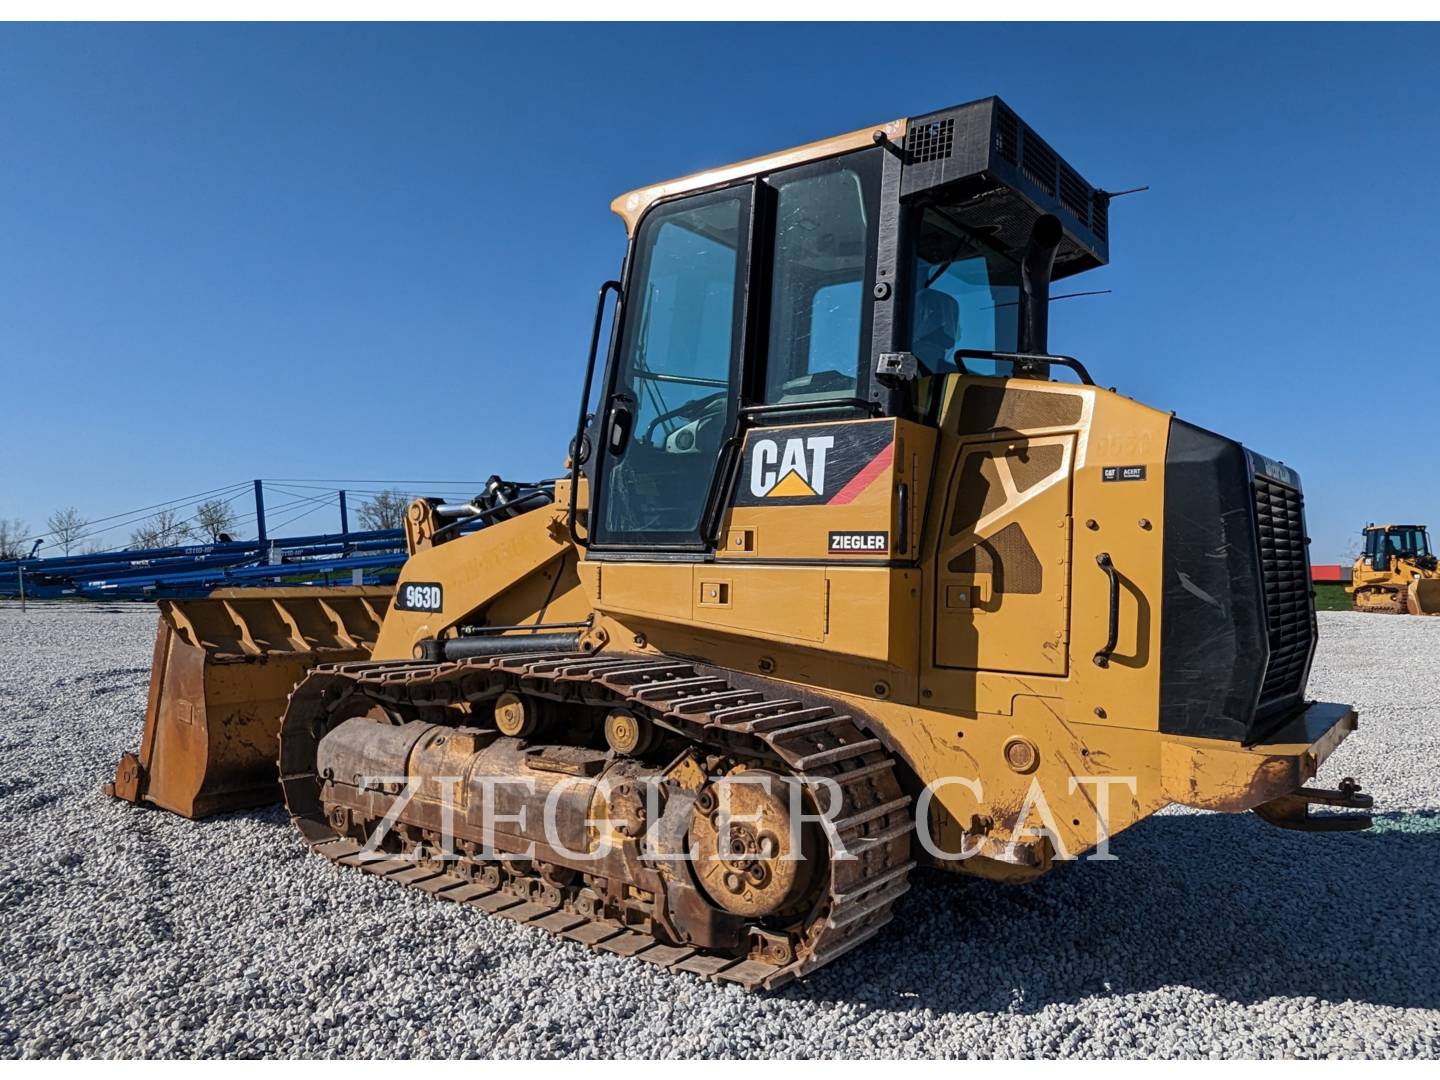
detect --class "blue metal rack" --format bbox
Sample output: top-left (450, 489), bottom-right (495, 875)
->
top-left (0, 533), bottom-right (409, 601)
top-left (0, 481), bottom-right (416, 601)
top-left (1, 477), bottom-right (553, 603)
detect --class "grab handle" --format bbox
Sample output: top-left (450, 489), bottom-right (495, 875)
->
top-left (1093, 552), bottom-right (1120, 668)
top-left (567, 279), bottom-right (621, 547)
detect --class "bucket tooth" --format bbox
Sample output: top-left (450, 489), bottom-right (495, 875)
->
top-left (102, 751), bottom-right (144, 804)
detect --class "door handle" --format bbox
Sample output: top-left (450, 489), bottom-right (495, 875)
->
top-left (1093, 551), bottom-right (1120, 668)
top-left (607, 398), bottom-right (634, 456)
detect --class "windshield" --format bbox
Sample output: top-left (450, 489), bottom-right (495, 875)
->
top-left (626, 205), bottom-right (738, 443)
top-left (909, 207), bottom-right (1021, 376)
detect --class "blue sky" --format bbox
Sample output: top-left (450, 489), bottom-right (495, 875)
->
top-left (1, 22), bottom-right (1437, 561)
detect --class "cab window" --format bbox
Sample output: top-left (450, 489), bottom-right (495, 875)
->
top-left (760, 150), bottom-right (881, 404)
top-left (910, 207), bottom-right (1022, 376)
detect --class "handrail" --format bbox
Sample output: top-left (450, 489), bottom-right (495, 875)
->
top-left (740, 397), bottom-right (881, 420)
top-left (953, 349), bottom-right (1096, 386)
top-left (569, 280), bottom-right (622, 547)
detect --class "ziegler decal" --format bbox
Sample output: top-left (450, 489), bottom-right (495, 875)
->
top-left (395, 581), bottom-right (444, 612)
top-left (828, 531), bottom-right (889, 554)
top-left (734, 421), bottom-right (894, 506)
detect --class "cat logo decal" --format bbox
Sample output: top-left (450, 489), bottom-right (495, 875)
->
top-left (734, 421), bottom-right (894, 507)
top-left (749, 435), bottom-right (834, 498)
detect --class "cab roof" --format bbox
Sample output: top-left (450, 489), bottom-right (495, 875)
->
top-left (609, 96), bottom-right (1110, 277)
top-left (610, 117), bottom-right (906, 234)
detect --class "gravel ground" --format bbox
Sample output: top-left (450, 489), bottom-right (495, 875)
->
top-left (1, 601), bottom-right (1437, 1058)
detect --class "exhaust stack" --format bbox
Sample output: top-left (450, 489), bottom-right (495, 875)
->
top-left (1017, 213), bottom-right (1063, 357)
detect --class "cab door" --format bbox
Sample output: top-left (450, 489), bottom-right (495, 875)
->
top-left (591, 186), bottom-right (752, 551)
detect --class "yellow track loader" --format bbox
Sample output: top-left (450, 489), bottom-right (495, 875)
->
top-left (107, 97), bottom-right (1371, 990)
top-left (1348, 523), bottom-right (1440, 615)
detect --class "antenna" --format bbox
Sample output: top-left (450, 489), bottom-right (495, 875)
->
top-left (987, 289), bottom-right (1112, 312)
top-left (1051, 289), bottom-right (1112, 303)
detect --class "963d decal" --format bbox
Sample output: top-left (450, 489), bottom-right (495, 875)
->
top-left (734, 420), bottom-right (894, 507)
top-left (394, 581), bottom-right (444, 612)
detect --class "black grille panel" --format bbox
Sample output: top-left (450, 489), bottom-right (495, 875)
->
top-left (1058, 162), bottom-right (1090, 226)
top-left (1091, 193), bottom-right (1109, 241)
top-left (908, 118), bottom-right (954, 163)
top-left (1021, 133), bottom-right (1057, 196)
top-left (1253, 476), bottom-right (1316, 716)
top-left (994, 103), bottom-right (1019, 164)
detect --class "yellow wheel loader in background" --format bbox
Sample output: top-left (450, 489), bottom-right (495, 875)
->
top-left (1348, 524), bottom-right (1440, 615)
top-left (106, 97), bottom-right (1372, 990)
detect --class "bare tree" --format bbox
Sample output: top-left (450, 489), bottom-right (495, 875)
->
top-left (130, 508), bottom-right (194, 549)
top-left (1341, 534), bottom-right (1365, 565)
top-left (357, 489), bottom-right (411, 531)
top-left (46, 507), bottom-right (88, 555)
top-left (194, 498), bottom-right (239, 542)
top-left (0, 518), bottom-right (32, 560)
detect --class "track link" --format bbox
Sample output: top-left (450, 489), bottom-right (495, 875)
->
top-left (279, 651), bottom-right (914, 990)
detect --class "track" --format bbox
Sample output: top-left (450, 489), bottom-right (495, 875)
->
top-left (276, 651), bottom-right (914, 990)
top-left (1353, 587), bottom-right (1408, 615)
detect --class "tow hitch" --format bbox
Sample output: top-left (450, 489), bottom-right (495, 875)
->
top-left (1254, 777), bottom-right (1373, 832)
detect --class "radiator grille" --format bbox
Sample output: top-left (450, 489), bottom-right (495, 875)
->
top-left (1253, 475), bottom-right (1315, 716)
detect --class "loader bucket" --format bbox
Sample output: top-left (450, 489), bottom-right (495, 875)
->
top-left (1408, 578), bottom-right (1440, 616)
top-left (104, 587), bottom-right (390, 818)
